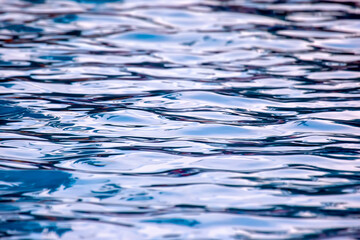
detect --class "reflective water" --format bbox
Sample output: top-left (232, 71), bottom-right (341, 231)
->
top-left (1, 0), bottom-right (360, 239)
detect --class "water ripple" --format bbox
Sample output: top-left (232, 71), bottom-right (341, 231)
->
top-left (0, 0), bottom-right (360, 239)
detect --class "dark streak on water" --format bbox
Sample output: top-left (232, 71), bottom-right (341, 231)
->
top-left (0, 0), bottom-right (360, 239)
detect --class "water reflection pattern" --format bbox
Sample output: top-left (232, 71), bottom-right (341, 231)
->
top-left (0, 0), bottom-right (360, 239)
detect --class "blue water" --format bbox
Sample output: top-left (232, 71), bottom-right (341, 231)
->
top-left (1, 0), bottom-right (360, 239)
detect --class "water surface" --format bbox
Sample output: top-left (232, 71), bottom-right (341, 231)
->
top-left (1, 0), bottom-right (360, 239)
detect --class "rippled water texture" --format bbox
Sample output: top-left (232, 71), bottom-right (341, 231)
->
top-left (1, 0), bottom-right (360, 239)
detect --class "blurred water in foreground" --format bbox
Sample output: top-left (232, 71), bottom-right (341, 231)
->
top-left (0, 0), bottom-right (360, 239)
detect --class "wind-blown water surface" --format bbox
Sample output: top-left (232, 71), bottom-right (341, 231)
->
top-left (0, 0), bottom-right (360, 239)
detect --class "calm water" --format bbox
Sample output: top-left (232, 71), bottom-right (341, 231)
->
top-left (1, 0), bottom-right (360, 239)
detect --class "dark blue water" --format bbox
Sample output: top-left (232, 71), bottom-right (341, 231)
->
top-left (1, 0), bottom-right (360, 239)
